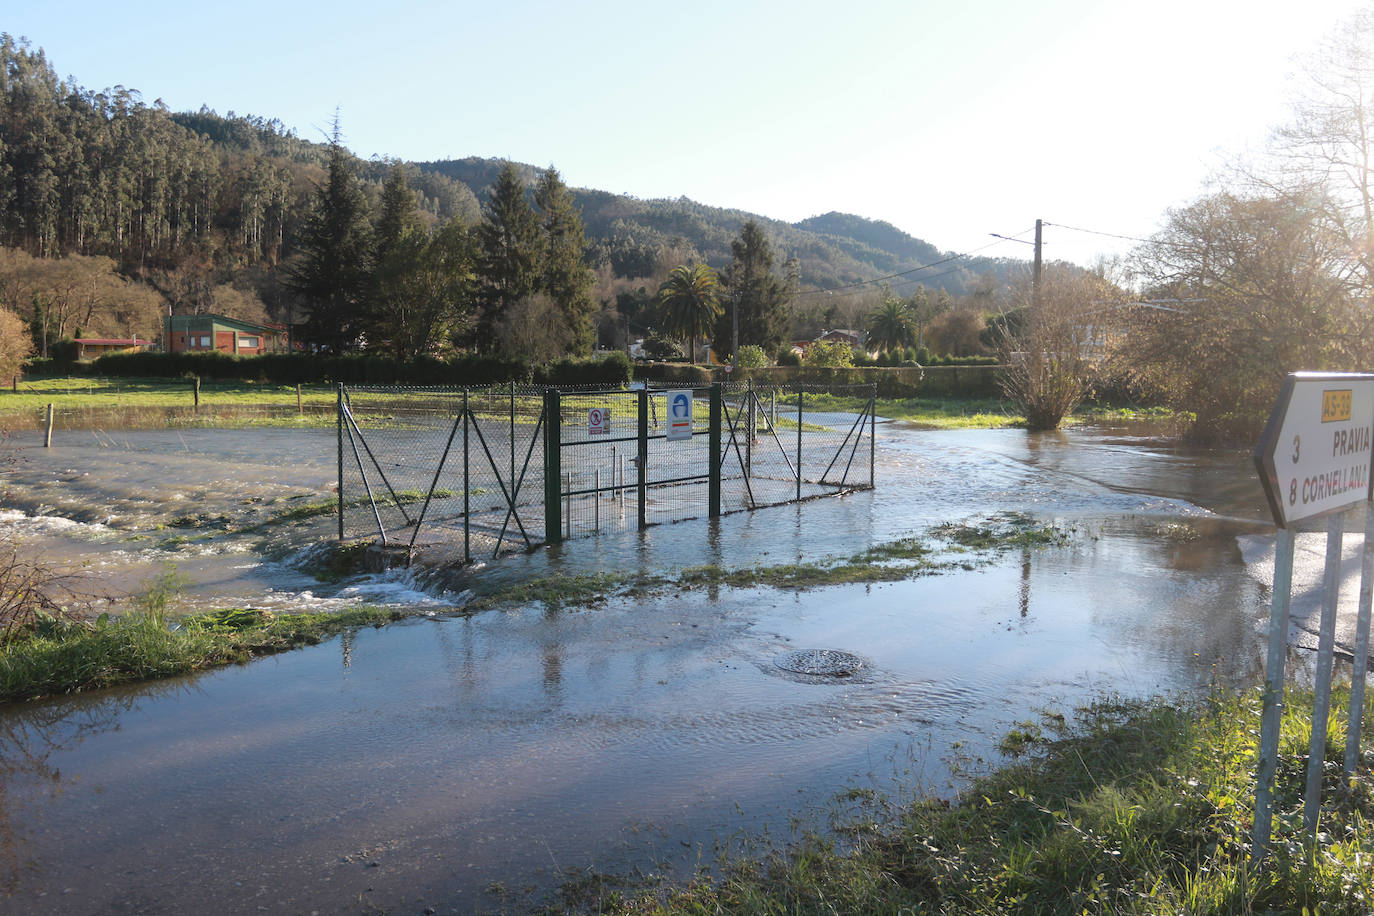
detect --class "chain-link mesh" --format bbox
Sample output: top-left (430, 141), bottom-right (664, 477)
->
top-left (719, 382), bottom-right (875, 512)
top-left (338, 381), bottom-right (875, 559)
top-left (339, 384), bottom-right (549, 559)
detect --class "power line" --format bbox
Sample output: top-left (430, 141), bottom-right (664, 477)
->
top-left (1041, 221), bottom-right (1154, 246)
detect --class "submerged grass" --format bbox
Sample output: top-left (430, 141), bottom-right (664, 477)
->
top-left (464, 513), bottom-right (1066, 608)
top-left (0, 513), bottom-right (1067, 701)
top-left (546, 688), bottom-right (1374, 915)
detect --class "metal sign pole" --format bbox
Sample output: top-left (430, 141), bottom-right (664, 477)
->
top-left (1252, 526), bottom-right (1295, 863)
top-left (1304, 512), bottom-right (1347, 836)
top-left (1345, 505), bottom-right (1374, 784)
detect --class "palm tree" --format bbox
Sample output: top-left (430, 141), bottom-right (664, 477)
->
top-left (868, 296), bottom-right (915, 355)
top-left (657, 264), bottom-right (722, 363)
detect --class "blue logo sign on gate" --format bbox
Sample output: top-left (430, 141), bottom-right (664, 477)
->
top-left (667, 390), bottom-right (693, 441)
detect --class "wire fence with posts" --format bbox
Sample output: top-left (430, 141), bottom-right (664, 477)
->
top-left (337, 381), bottom-right (876, 564)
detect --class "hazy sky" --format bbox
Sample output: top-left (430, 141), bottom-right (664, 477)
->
top-left (8, 0), bottom-right (1369, 269)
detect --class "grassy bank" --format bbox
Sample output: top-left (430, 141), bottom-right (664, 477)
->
top-left (548, 689), bottom-right (1374, 915)
top-left (0, 605), bottom-right (401, 703)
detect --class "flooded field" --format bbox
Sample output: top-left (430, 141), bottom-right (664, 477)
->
top-left (0, 418), bottom-right (1350, 913)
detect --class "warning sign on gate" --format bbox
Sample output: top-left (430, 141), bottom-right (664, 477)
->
top-left (666, 390), bottom-right (693, 441)
top-left (1254, 372), bottom-right (1374, 528)
top-left (588, 407), bottom-right (609, 436)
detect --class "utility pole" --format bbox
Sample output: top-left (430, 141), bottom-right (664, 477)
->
top-left (1032, 218), bottom-right (1043, 312)
top-left (731, 290), bottom-right (739, 372)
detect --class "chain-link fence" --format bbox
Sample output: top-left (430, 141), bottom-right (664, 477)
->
top-left (338, 381), bottom-right (875, 562)
top-left (719, 381), bottom-right (875, 513)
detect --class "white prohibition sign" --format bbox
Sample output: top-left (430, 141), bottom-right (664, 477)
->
top-left (588, 407), bottom-right (609, 436)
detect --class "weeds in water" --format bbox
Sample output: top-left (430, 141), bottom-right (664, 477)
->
top-left (0, 513), bottom-right (1072, 701)
top-left (0, 531), bottom-right (99, 644)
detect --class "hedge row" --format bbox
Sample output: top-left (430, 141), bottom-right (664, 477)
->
top-left (734, 365), bottom-right (1002, 399)
top-left (27, 350), bottom-right (633, 387)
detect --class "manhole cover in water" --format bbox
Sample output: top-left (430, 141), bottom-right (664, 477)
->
top-left (775, 649), bottom-right (865, 677)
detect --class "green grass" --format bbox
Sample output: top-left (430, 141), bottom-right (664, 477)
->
top-left (3, 376), bottom-right (337, 410)
top-left (544, 689), bottom-right (1374, 915)
top-left (0, 604), bottom-right (402, 703)
top-left (2, 379), bottom-right (1187, 433)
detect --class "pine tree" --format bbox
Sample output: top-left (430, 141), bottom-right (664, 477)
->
top-left (534, 166), bottom-right (595, 355)
top-left (473, 162), bottom-right (538, 351)
top-left (374, 163), bottom-right (419, 260)
top-left (716, 220), bottom-right (788, 358)
top-left (285, 118), bottom-right (373, 353)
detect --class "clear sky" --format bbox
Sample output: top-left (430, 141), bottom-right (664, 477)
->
top-left (7, 0), bottom-right (1369, 269)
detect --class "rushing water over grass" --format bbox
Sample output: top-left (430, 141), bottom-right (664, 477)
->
top-left (0, 417), bottom-right (1317, 912)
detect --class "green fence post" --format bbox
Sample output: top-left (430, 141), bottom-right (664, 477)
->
top-left (869, 383), bottom-right (876, 487)
top-left (336, 382), bottom-right (344, 541)
top-left (637, 388), bottom-right (649, 530)
top-left (709, 383), bottom-right (721, 518)
top-left (544, 389), bottom-right (562, 544)
top-left (463, 388), bottom-right (471, 563)
top-left (796, 386), bottom-right (804, 502)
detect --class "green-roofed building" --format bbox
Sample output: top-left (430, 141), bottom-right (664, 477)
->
top-left (164, 314), bottom-right (289, 355)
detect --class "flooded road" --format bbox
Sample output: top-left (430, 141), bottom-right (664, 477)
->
top-left (0, 419), bottom-right (1349, 913)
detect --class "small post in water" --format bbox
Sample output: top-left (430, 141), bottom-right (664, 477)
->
top-left (44, 403), bottom-right (54, 447)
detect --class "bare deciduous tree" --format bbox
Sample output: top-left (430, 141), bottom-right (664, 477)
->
top-left (998, 267), bottom-right (1121, 431)
top-left (1120, 190), bottom-right (1364, 442)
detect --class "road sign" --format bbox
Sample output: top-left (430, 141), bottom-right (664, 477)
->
top-left (588, 407), bottom-right (609, 436)
top-left (1251, 371), bottom-right (1374, 862)
top-left (1254, 372), bottom-right (1374, 528)
top-left (666, 390), bottom-right (693, 441)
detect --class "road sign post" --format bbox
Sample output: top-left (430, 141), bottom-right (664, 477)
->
top-left (1252, 372), bottom-right (1374, 862)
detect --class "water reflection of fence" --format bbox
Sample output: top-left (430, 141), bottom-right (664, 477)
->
top-left (338, 382), bottom-right (875, 562)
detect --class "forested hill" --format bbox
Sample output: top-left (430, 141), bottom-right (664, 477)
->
top-left (418, 158), bottom-right (1021, 296)
top-left (0, 32), bottom-right (1022, 323)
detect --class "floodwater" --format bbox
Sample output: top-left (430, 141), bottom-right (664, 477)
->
top-left (0, 418), bottom-right (1357, 913)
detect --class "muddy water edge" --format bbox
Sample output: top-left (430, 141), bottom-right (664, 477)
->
top-left (0, 418), bottom-right (1326, 914)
